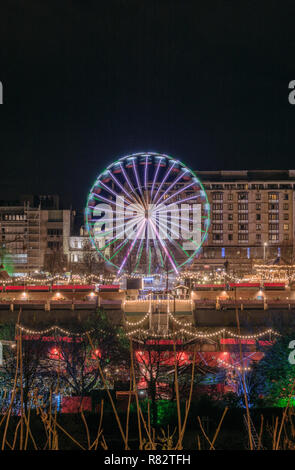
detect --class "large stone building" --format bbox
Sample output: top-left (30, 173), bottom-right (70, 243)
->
top-left (0, 195), bottom-right (72, 274)
top-left (193, 170), bottom-right (295, 274)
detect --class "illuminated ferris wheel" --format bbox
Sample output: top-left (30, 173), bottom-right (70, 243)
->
top-left (85, 152), bottom-right (210, 275)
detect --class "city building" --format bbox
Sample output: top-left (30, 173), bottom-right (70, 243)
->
top-left (67, 211), bottom-right (110, 274)
top-left (0, 195), bottom-right (73, 274)
top-left (193, 170), bottom-right (295, 274)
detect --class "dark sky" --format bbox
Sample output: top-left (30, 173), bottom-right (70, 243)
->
top-left (0, 0), bottom-right (295, 209)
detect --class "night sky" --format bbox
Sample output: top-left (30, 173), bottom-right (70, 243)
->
top-left (0, 0), bottom-right (295, 209)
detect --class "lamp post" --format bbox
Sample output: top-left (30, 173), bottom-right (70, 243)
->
top-left (263, 242), bottom-right (268, 261)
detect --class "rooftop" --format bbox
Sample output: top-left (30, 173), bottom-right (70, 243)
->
top-left (195, 170), bottom-right (295, 182)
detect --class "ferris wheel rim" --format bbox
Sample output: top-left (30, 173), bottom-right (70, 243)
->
top-left (85, 152), bottom-right (210, 274)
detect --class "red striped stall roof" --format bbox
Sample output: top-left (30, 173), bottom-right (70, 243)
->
top-left (99, 284), bottom-right (120, 290)
top-left (52, 284), bottom-right (95, 291)
top-left (71, 285), bottom-right (95, 290)
top-left (264, 282), bottom-right (285, 288)
top-left (229, 283), bottom-right (260, 288)
top-left (27, 285), bottom-right (50, 291)
top-left (6, 286), bottom-right (26, 291)
top-left (194, 284), bottom-right (226, 289)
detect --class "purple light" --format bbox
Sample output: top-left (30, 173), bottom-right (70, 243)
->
top-left (119, 162), bottom-right (142, 205)
top-left (149, 218), bottom-right (178, 274)
top-left (144, 155), bottom-right (148, 189)
top-left (86, 153), bottom-right (209, 274)
top-left (117, 219), bottom-right (146, 274)
top-left (155, 169), bottom-right (189, 206)
top-left (150, 158), bottom-right (162, 200)
top-left (152, 161), bottom-right (176, 204)
top-left (158, 181), bottom-right (195, 206)
top-left (156, 194), bottom-right (201, 212)
top-left (99, 181), bottom-right (126, 203)
top-left (133, 159), bottom-right (143, 199)
top-left (108, 170), bottom-right (136, 205)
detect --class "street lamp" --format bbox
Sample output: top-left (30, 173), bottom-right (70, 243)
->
top-left (263, 242), bottom-right (268, 261)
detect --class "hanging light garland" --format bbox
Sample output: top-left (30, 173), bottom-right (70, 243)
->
top-left (125, 311), bottom-right (150, 326)
top-left (16, 324), bottom-right (95, 337)
top-left (125, 325), bottom-right (280, 340)
top-left (0, 272), bottom-right (116, 286)
top-left (169, 312), bottom-right (192, 327)
top-left (217, 357), bottom-right (252, 372)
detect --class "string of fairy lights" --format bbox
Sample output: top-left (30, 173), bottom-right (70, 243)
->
top-left (0, 273), bottom-right (115, 286)
top-left (217, 357), bottom-right (252, 372)
top-left (125, 311), bottom-right (150, 326)
top-left (16, 324), bottom-right (95, 337)
top-left (125, 325), bottom-right (280, 340)
top-left (3, 261), bottom-right (295, 286)
top-left (123, 294), bottom-right (281, 340)
top-left (168, 312), bottom-right (193, 327)
top-left (14, 314), bottom-right (280, 342)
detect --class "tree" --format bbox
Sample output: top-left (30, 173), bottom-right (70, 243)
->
top-left (250, 332), bottom-right (295, 407)
top-left (132, 339), bottom-right (219, 424)
top-left (54, 310), bottom-right (130, 397)
top-left (44, 249), bottom-right (66, 274)
top-left (1, 325), bottom-right (58, 413)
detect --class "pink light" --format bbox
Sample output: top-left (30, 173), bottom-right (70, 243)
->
top-left (108, 170), bottom-right (136, 205)
top-left (149, 218), bottom-right (178, 274)
top-left (150, 158), bottom-right (162, 200)
top-left (117, 219), bottom-right (146, 275)
top-left (155, 169), bottom-right (189, 206)
top-left (152, 161), bottom-right (176, 204)
top-left (133, 159), bottom-right (143, 198)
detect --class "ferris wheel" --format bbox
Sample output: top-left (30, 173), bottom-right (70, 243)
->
top-left (85, 152), bottom-right (210, 275)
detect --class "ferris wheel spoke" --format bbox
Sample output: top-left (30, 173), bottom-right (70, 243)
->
top-left (119, 162), bottom-right (143, 206)
top-left (152, 161), bottom-right (176, 205)
top-left (144, 155), bottom-right (148, 191)
top-left (97, 215), bottom-right (143, 250)
top-left (99, 181), bottom-right (126, 204)
top-left (133, 236), bottom-right (145, 272)
top-left (132, 159), bottom-right (144, 202)
top-left (150, 157), bottom-right (162, 201)
top-left (156, 218), bottom-right (191, 258)
top-left (117, 219), bottom-right (147, 275)
top-left (91, 217), bottom-right (127, 237)
top-left (92, 193), bottom-right (126, 212)
top-left (109, 237), bottom-right (130, 261)
top-left (148, 246), bottom-right (152, 274)
top-left (108, 170), bottom-right (137, 205)
top-left (169, 214), bottom-right (205, 232)
top-left (145, 222), bottom-right (150, 273)
top-left (156, 181), bottom-right (196, 207)
top-left (155, 169), bottom-right (190, 206)
top-left (149, 218), bottom-right (179, 274)
top-left (148, 220), bottom-right (166, 268)
top-left (88, 214), bottom-right (136, 225)
top-left (155, 193), bottom-right (201, 213)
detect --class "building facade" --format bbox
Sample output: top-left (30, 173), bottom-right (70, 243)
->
top-left (0, 195), bottom-right (72, 274)
top-left (193, 170), bottom-right (295, 274)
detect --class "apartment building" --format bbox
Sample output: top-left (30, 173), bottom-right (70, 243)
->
top-left (192, 170), bottom-right (295, 273)
top-left (0, 195), bottom-right (72, 274)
